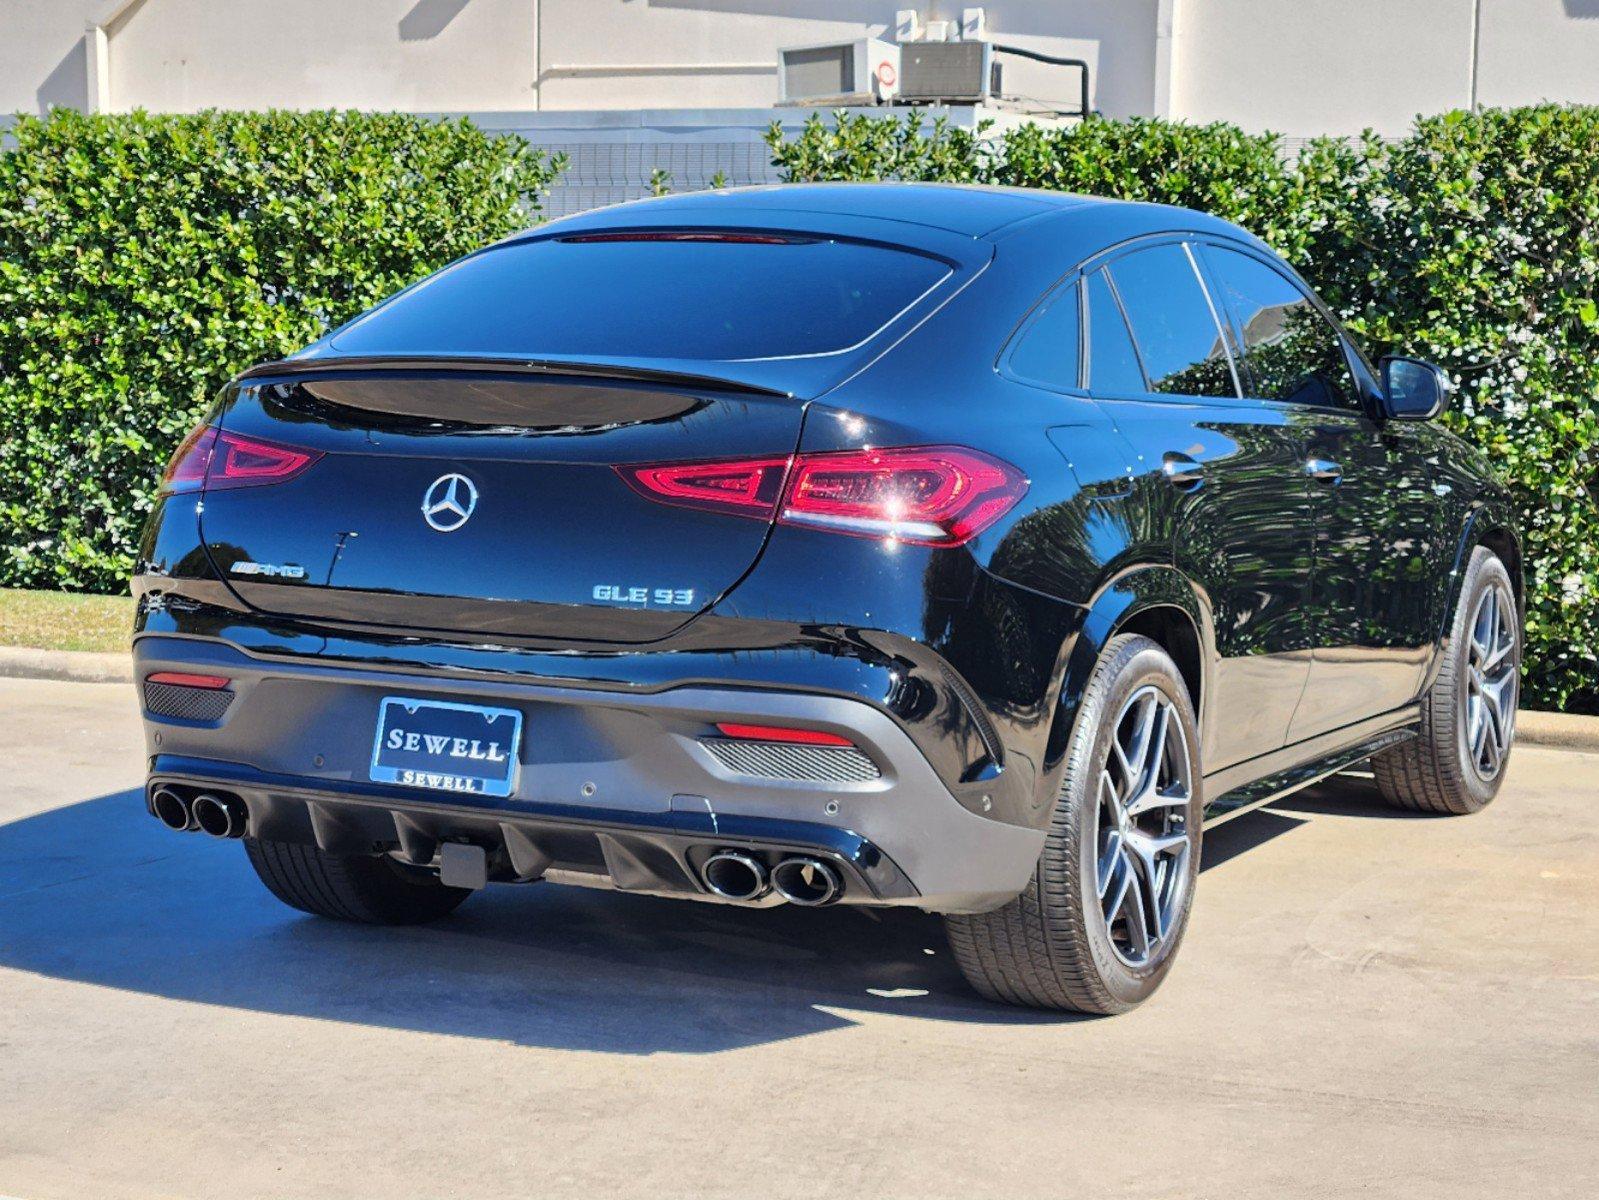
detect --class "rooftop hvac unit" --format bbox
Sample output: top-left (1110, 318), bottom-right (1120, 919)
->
top-left (778, 38), bottom-right (900, 106)
top-left (897, 39), bottom-right (996, 104)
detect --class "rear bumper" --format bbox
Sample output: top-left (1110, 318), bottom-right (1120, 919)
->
top-left (135, 634), bottom-right (1045, 912)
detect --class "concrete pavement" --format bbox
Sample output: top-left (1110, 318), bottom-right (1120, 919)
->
top-left (1, 676), bottom-right (1595, 1199)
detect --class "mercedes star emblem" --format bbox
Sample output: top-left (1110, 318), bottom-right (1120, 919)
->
top-left (421, 473), bottom-right (478, 533)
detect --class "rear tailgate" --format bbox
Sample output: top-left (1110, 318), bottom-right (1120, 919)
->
top-left (197, 367), bottom-right (802, 642)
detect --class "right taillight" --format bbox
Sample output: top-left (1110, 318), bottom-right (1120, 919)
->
top-left (616, 444), bottom-right (1026, 547)
top-left (160, 425), bottom-right (321, 495)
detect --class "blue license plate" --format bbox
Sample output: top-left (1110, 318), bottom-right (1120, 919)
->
top-left (370, 696), bottom-right (523, 798)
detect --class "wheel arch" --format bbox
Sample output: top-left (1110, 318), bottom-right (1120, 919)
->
top-left (1043, 565), bottom-right (1214, 776)
top-left (1442, 498), bottom-right (1525, 639)
top-left (1416, 496), bottom-right (1523, 697)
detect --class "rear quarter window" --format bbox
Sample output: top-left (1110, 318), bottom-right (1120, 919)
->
top-left (329, 233), bottom-right (954, 363)
top-left (1007, 278), bottom-right (1082, 392)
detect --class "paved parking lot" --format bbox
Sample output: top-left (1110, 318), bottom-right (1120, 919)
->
top-left (1, 676), bottom-right (1595, 1200)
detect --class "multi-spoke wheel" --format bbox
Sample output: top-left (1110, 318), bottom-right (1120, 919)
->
top-left (1373, 547), bottom-right (1520, 814)
top-left (1095, 686), bottom-right (1195, 968)
top-left (945, 633), bottom-right (1202, 1014)
top-left (1464, 584), bottom-right (1518, 780)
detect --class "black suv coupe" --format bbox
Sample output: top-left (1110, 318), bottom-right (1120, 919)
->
top-left (133, 184), bottom-right (1521, 1013)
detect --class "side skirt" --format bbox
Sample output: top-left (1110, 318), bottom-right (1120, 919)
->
top-left (1201, 712), bottom-right (1418, 828)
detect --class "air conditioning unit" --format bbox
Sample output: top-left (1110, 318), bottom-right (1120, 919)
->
top-left (897, 39), bottom-right (996, 103)
top-left (778, 38), bottom-right (900, 106)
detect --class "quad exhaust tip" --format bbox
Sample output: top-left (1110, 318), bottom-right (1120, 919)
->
top-left (151, 786), bottom-right (248, 838)
top-left (701, 850), bottom-right (769, 902)
top-left (700, 851), bottom-right (843, 906)
top-left (151, 786), bottom-right (192, 832)
top-left (771, 856), bottom-right (842, 907)
top-left (191, 792), bottom-right (249, 839)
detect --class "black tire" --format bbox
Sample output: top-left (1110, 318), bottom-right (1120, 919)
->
top-left (244, 838), bottom-right (473, 925)
top-left (945, 634), bottom-right (1203, 1014)
top-left (1371, 547), bottom-right (1520, 815)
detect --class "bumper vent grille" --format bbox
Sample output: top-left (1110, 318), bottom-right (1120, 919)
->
top-left (699, 738), bottom-right (881, 782)
top-left (143, 680), bottom-right (234, 722)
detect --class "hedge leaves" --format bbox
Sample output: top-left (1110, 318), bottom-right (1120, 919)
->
top-left (0, 109), bottom-right (563, 594)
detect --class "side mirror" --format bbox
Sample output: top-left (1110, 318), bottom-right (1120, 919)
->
top-left (1379, 355), bottom-right (1453, 421)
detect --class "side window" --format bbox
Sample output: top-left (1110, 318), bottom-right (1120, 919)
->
top-left (1084, 270), bottom-right (1146, 396)
top-left (1008, 278), bottom-right (1081, 392)
top-left (1108, 244), bottom-right (1238, 399)
top-left (1204, 246), bottom-right (1357, 410)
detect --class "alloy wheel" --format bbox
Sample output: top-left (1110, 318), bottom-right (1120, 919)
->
top-left (1094, 685), bottom-right (1195, 968)
top-left (1465, 583), bottom-right (1518, 781)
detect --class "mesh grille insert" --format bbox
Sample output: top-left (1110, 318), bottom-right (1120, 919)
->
top-left (143, 680), bottom-right (234, 722)
top-left (699, 738), bottom-right (880, 782)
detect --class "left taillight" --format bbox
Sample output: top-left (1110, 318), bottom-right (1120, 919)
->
top-left (616, 445), bottom-right (1026, 548)
top-left (160, 425), bottom-right (321, 495)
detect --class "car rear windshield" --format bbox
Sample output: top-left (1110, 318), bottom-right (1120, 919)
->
top-left (328, 232), bottom-right (954, 362)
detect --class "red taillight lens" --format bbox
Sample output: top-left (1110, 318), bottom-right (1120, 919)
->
top-left (617, 445), bottom-right (1026, 547)
top-left (715, 722), bottom-right (855, 747)
top-left (781, 446), bottom-right (1025, 545)
top-left (159, 425), bottom-right (321, 494)
top-left (617, 457), bottom-right (790, 517)
top-left (160, 424), bottom-right (220, 494)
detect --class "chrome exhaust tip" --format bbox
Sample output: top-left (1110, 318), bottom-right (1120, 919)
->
top-left (191, 792), bottom-right (248, 839)
top-left (771, 857), bottom-right (842, 907)
top-left (701, 850), bottom-right (769, 902)
top-left (151, 786), bottom-right (193, 832)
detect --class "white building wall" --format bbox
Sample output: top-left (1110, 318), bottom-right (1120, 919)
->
top-left (2, 0), bottom-right (97, 114)
top-left (1171, 0), bottom-right (1479, 137)
top-left (103, 0), bottom-right (538, 113)
top-left (533, 2), bottom-right (1156, 119)
top-left (0, 2), bottom-right (1154, 121)
top-left (3, 1), bottom-right (1598, 137)
top-left (1475, 0), bottom-right (1599, 110)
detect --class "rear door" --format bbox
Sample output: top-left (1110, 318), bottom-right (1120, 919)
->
top-left (1199, 243), bottom-right (1448, 738)
top-left (1090, 241), bottom-right (1316, 770)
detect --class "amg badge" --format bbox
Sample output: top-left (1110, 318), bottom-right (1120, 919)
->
top-left (230, 561), bottom-right (307, 579)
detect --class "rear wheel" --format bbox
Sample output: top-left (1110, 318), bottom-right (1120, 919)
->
top-left (245, 838), bottom-right (473, 925)
top-left (1371, 547), bottom-right (1519, 814)
top-left (945, 634), bottom-right (1202, 1014)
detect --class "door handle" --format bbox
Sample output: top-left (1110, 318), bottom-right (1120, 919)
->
top-left (1304, 457), bottom-right (1343, 484)
top-left (1162, 453), bottom-right (1204, 489)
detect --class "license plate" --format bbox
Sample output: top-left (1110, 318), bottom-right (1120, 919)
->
top-left (370, 696), bottom-right (522, 798)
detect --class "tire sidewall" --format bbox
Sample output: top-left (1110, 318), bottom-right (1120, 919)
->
top-left (1064, 639), bottom-right (1203, 1009)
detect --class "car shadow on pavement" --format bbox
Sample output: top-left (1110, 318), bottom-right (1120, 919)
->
top-left (0, 784), bottom-right (1330, 1053)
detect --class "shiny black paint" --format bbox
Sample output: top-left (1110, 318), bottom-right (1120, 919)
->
top-left (135, 184), bottom-right (1520, 830)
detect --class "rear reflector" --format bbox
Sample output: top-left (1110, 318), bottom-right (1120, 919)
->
top-left (160, 425), bottom-right (322, 495)
top-left (617, 445), bottom-right (1025, 547)
top-left (145, 671), bottom-right (231, 689)
top-left (715, 722), bottom-right (855, 747)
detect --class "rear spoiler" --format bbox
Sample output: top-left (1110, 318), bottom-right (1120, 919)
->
top-left (233, 355), bottom-right (794, 399)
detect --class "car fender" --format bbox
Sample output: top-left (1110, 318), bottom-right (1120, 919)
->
top-left (1421, 495), bottom-right (1523, 690)
top-left (1040, 564), bottom-right (1214, 789)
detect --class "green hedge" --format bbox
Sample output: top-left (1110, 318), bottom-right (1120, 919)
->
top-left (768, 108), bottom-right (1598, 713)
top-left (0, 109), bottom-right (564, 593)
top-left (1, 107), bottom-right (1593, 712)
